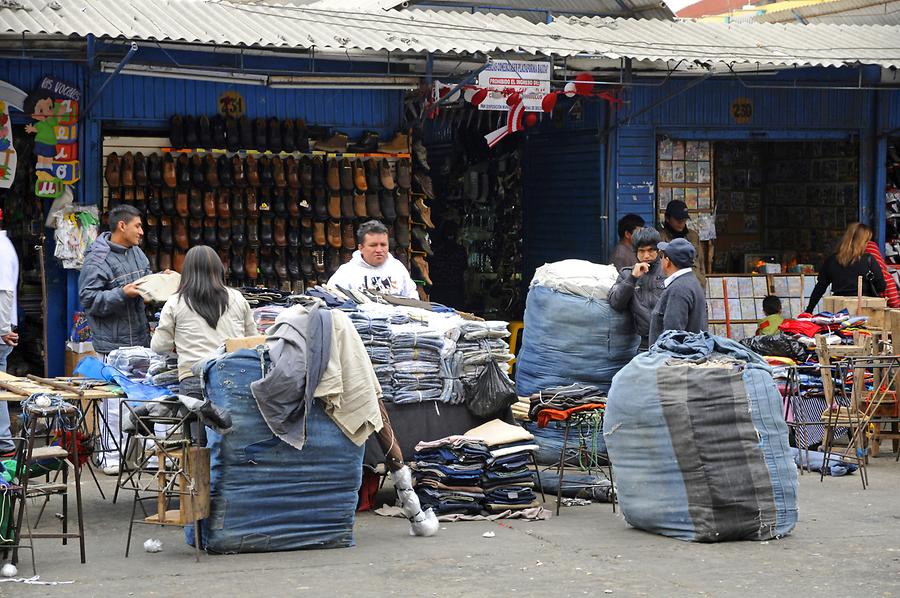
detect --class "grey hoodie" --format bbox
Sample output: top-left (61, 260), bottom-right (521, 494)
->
top-left (78, 232), bottom-right (151, 354)
top-left (607, 258), bottom-right (666, 350)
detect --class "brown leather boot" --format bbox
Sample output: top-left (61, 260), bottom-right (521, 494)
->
top-left (246, 154), bottom-right (260, 186)
top-left (342, 222), bottom-right (355, 250)
top-left (379, 159), bottom-right (395, 190)
top-left (339, 158), bottom-right (353, 191)
top-left (174, 218), bottom-right (189, 250)
top-left (206, 154), bottom-right (220, 187)
top-left (105, 152), bottom-right (120, 187)
top-left (217, 189), bottom-right (231, 218)
top-left (245, 187), bottom-right (259, 217)
top-left (412, 254), bottom-right (432, 285)
top-left (353, 159), bottom-right (367, 192)
top-left (327, 220), bottom-right (342, 249)
top-left (121, 152), bottom-right (135, 187)
top-left (245, 248), bottom-right (259, 281)
top-left (232, 155), bottom-right (245, 187)
top-left (286, 156), bottom-right (300, 189)
top-left (316, 132), bottom-right (349, 153)
top-left (313, 221), bottom-right (326, 246)
top-left (396, 188), bottom-right (410, 218)
top-left (396, 158), bottom-right (411, 189)
top-left (412, 197), bottom-right (434, 228)
top-left (272, 156), bottom-right (286, 188)
top-left (326, 158), bottom-right (340, 192)
top-left (354, 192), bottom-right (367, 219)
top-left (328, 193), bottom-right (341, 220)
top-left (134, 152), bottom-right (148, 186)
top-left (176, 190), bottom-right (189, 218)
top-left (162, 154), bottom-right (176, 188)
top-left (274, 218), bottom-right (287, 247)
top-left (378, 132), bottom-right (409, 154)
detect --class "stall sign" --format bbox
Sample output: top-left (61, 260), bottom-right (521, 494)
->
top-left (25, 77), bottom-right (80, 198)
top-left (218, 91), bottom-right (246, 117)
top-left (0, 100), bottom-right (16, 189)
top-left (730, 97), bottom-right (753, 124)
top-left (476, 59), bottom-right (551, 112)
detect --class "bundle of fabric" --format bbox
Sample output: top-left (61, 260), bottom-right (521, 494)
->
top-left (528, 383), bottom-right (606, 426)
top-left (145, 352), bottom-right (179, 388)
top-left (349, 312), bottom-right (395, 400)
top-left (778, 309), bottom-right (869, 349)
top-left (605, 331), bottom-right (798, 542)
top-left (412, 436), bottom-right (490, 515)
top-left (516, 260), bottom-right (639, 396)
top-left (391, 326), bottom-right (446, 404)
top-left (465, 420), bottom-right (541, 512)
top-left (107, 346), bottom-right (158, 379)
top-left (252, 305), bottom-right (285, 334)
top-left (456, 321), bottom-right (513, 389)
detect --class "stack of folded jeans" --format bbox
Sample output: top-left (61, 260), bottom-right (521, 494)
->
top-left (391, 326), bottom-right (446, 404)
top-left (412, 435), bottom-right (491, 515)
top-left (455, 322), bottom-right (513, 389)
top-left (252, 305), bottom-right (285, 334)
top-left (482, 440), bottom-right (541, 512)
top-left (349, 312), bottom-right (395, 400)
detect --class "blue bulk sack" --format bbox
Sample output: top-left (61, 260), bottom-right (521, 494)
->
top-left (516, 285), bottom-right (639, 396)
top-left (604, 331), bottom-right (798, 542)
top-left (185, 349), bottom-right (363, 553)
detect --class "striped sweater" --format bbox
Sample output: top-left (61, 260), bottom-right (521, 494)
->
top-left (866, 241), bottom-right (900, 308)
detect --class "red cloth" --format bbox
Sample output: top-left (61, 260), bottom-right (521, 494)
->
top-left (778, 318), bottom-right (824, 337)
top-left (866, 241), bottom-right (900, 308)
top-left (356, 468), bottom-right (381, 512)
top-left (536, 403), bottom-right (606, 428)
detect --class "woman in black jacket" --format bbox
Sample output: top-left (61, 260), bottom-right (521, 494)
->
top-left (806, 223), bottom-right (886, 313)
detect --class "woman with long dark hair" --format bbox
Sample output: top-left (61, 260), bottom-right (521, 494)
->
top-left (151, 245), bottom-right (256, 397)
top-left (805, 223), bottom-right (886, 313)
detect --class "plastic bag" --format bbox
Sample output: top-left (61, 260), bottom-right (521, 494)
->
top-left (739, 332), bottom-right (806, 361)
top-left (465, 360), bottom-right (517, 419)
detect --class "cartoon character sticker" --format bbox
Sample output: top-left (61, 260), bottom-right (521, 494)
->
top-left (24, 89), bottom-right (60, 181)
top-left (0, 100), bottom-right (16, 189)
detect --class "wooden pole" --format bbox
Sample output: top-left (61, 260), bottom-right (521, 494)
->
top-left (722, 278), bottom-right (732, 338)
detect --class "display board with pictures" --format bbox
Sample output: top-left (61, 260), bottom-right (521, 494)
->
top-left (712, 143), bottom-right (764, 272)
top-left (657, 139), bottom-right (713, 224)
top-left (706, 273), bottom-right (820, 341)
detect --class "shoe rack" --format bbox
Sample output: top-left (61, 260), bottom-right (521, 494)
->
top-left (408, 130), bottom-right (437, 298)
top-left (101, 117), bottom-right (428, 293)
top-left (884, 139), bottom-right (900, 289)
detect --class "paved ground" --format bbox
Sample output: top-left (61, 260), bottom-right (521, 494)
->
top-left (3, 455), bottom-right (900, 597)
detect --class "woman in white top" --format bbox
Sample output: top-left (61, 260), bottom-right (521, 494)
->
top-left (151, 245), bottom-right (257, 398)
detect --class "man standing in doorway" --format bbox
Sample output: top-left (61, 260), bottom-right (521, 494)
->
top-left (649, 238), bottom-right (708, 346)
top-left (0, 210), bottom-right (18, 457)
top-left (611, 214), bottom-right (645, 271)
top-left (328, 220), bottom-right (418, 298)
top-left (659, 200), bottom-right (706, 286)
top-left (79, 204), bottom-right (151, 474)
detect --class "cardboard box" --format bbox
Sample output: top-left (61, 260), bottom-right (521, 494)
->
top-left (224, 335), bottom-right (267, 352)
top-left (823, 296), bottom-right (887, 329)
top-left (65, 347), bottom-right (98, 377)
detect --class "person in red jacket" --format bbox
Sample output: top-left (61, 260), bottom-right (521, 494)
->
top-left (864, 230), bottom-right (900, 308)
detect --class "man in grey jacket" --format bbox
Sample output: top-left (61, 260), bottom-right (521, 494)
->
top-left (648, 237), bottom-right (708, 346)
top-left (608, 228), bottom-right (665, 350)
top-left (78, 205), bottom-right (151, 356)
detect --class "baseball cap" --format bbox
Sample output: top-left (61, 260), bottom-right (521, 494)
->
top-left (657, 238), bottom-right (696, 268)
top-left (664, 200), bottom-right (690, 220)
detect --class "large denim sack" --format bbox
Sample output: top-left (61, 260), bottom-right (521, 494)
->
top-left (604, 331), bottom-right (798, 542)
top-left (185, 349), bottom-right (363, 553)
top-left (516, 285), bottom-right (639, 396)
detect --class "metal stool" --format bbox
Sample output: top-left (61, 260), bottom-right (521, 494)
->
top-left (547, 408), bottom-right (615, 516)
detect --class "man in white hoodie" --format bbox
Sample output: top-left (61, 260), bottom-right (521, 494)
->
top-left (328, 220), bottom-right (418, 298)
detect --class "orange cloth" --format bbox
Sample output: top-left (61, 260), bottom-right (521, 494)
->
top-left (536, 403), bottom-right (606, 428)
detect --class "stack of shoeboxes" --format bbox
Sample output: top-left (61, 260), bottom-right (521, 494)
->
top-left (103, 115), bottom-right (436, 293)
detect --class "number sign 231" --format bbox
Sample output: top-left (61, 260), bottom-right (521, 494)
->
top-left (730, 98), bottom-right (752, 124)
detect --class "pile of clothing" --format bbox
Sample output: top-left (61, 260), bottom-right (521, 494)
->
top-left (455, 321), bottom-right (513, 391)
top-left (772, 362), bottom-right (852, 449)
top-left (252, 305), bottom-right (285, 334)
top-left (412, 436), bottom-right (490, 515)
top-left (778, 309), bottom-right (869, 349)
top-left (391, 325), bottom-right (447, 404)
top-left (527, 384), bottom-right (606, 427)
top-left (466, 420), bottom-right (541, 512)
top-left (349, 311), bottom-right (394, 400)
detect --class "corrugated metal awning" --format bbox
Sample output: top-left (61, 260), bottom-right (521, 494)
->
top-left (0, 1), bottom-right (897, 69)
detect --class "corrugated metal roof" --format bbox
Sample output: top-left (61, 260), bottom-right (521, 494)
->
top-left (0, 1), bottom-right (897, 68)
top-left (552, 16), bottom-right (900, 67)
top-left (753, 0), bottom-right (900, 24)
top-left (385, 0), bottom-right (674, 21)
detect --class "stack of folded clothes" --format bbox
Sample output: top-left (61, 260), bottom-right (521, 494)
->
top-left (412, 436), bottom-right (491, 515)
top-left (527, 383), bottom-right (607, 427)
top-left (349, 311), bottom-right (394, 400)
top-left (455, 321), bottom-right (514, 390)
top-left (466, 419), bottom-right (542, 513)
top-left (251, 305), bottom-right (285, 334)
top-left (390, 324), bottom-right (446, 404)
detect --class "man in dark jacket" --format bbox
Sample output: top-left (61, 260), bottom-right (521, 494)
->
top-left (649, 237), bottom-right (708, 346)
top-left (78, 205), bottom-right (151, 357)
top-left (608, 227), bottom-right (665, 350)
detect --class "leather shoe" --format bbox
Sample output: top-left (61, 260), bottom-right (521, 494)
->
top-left (134, 152), bottom-right (148, 186)
top-left (326, 247), bottom-right (341, 275)
top-left (189, 188), bottom-right (204, 218)
top-left (226, 115), bottom-right (241, 152)
top-left (232, 155), bottom-right (245, 187)
top-left (245, 187), bottom-right (259, 217)
top-left (217, 247), bottom-right (230, 269)
top-left (286, 156), bottom-right (300, 188)
top-left (272, 156), bottom-right (286, 188)
top-left (378, 131), bottom-right (409, 153)
top-left (254, 117), bottom-right (267, 151)
top-left (342, 222), bottom-right (355, 250)
top-left (295, 119), bottom-right (309, 153)
top-left (218, 155), bottom-right (233, 187)
top-left (162, 154), bottom-right (176, 188)
top-left (328, 193), bottom-right (341, 220)
top-left (288, 219), bottom-right (300, 247)
top-left (213, 115), bottom-right (228, 150)
top-left (162, 189), bottom-right (176, 216)
top-left (395, 188), bottom-right (410, 218)
top-left (247, 218), bottom-right (260, 247)
top-left (246, 154), bottom-right (260, 186)
top-left (287, 248), bottom-right (301, 280)
top-left (339, 158), bottom-right (353, 191)
top-left (414, 172), bottom-right (435, 199)
top-left (218, 218), bottom-right (231, 247)
top-left (231, 250), bottom-right (245, 280)
top-left (175, 217), bottom-right (189, 250)
top-left (184, 117), bottom-right (199, 148)
top-left (232, 217), bottom-right (246, 248)
top-left (259, 249), bottom-right (275, 280)
top-left (312, 157), bottom-right (325, 187)
top-left (341, 192), bottom-right (354, 220)
top-left (274, 249), bottom-right (288, 281)
top-left (231, 188), bottom-right (245, 216)
top-left (148, 153), bottom-right (163, 186)
top-left (314, 188), bottom-right (329, 221)
top-left (175, 249), bottom-right (188, 273)
top-left (354, 192), bottom-right (367, 219)
top-left (260, 216), bottom-right (274, 246)
top-left (148, 187), bottom-right (162, 217)
top-left (412, 255), bottom-right (432, 285)
top-left (145, 215), bottom-right (159, 248)
top-left (379, 158), bottom-right (395, 190)
top-left (316, 132), bottom-right (349, 153)
top-left (395, 220), bottom-right (410, 248)
top-left (272, 188), bottom-right (288, 216)
top-left (198, 115), bottom-right (212, 148)
top-left (365, 158), bottom-right (380, 191)
top-left (274, 218), bottom-right (287, 247)
top-left (366, 193), bottom-right (383, 219)
top-left (353, 159), bottom-right (367, 192)
top-left (380, 189), bottom-right (396, 220)
top-left (176, 190), bottom-right (190, 218)
top-left (412, 225), bottom-right (433, 255)
top-left (413, 197), bottom-right (435, 228)
top-left (169, 115), bottom-right (185, 149)
top-left (245, 248), bottom-right (258, 281)
top-left (301, 218), bottom-right (313, 247)
top-left (268, 117), bottom-right (282, 154)
top-left (301, 249), bottom-right (314, 276)
top-left (239, 116), bottom-right (253, 150)
top-left (313, 221), bottom-right (326, 246)
top-left (282, 120), bottom-right (296, 154)
top-left (203, 218), bottom-right (217, 246)
top-left (348, 130), bottom-right (379, 153)
top-left (190, 154), bottom-right (204, 187)
top-left (259, 156), bottom-right (273, 187)
top-left (396, 158), bottom-right (411, 189)
top-left (205, 154), bottom-right (219, 187)
top-left (217, 189), bottom-right (231, 218)
top-left (327, 221), bottom-right (342, 249)
top-left (326, 158), bottom-right (340, 192)
top-left (158, 250), bottom-right (173, 272)
top-left (287, 189), bottom-right (301, 217)
top-left (121, 152), bottom-right (135, 187)
top-left (300, 156), bottom-right (313, 188)
top-left (189, 218), bottom-right (203, 246)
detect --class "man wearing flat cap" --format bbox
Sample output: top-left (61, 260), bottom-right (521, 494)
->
top-left (648, 237), bottom-right (708, 346)
top-left (659, 199), bottom-right (706, 287)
